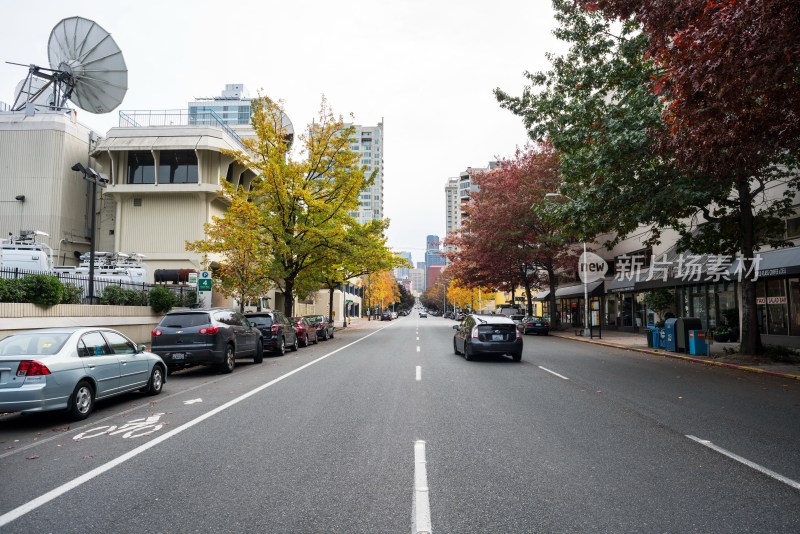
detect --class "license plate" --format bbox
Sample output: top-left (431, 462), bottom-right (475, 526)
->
top-left (170, 353), bottom-right (186, 360)
top-left (492, 334), bottom-right (503, 341)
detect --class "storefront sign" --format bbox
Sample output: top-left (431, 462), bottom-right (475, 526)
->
top-left (757, 296), bottom-right (788, 305)
top-left (579, 251), bottom-right (608, 284)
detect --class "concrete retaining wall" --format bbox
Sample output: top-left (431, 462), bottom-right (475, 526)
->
top-left (0, 303), bottom-right (161, 344)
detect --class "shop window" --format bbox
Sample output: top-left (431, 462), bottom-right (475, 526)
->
top-left (790, 279), bottom-right (800, 336)
top-left (766, 278), bottom-right (788, 335)
top-left (786, 216), bottom-right (800, 239)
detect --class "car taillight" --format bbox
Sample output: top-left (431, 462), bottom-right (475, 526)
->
top-left (471, 326), bottom-right (479, 339)
top-left (199, 326), bottom-right (220, 335)
top-left (271, 325), bottom-right (280, 334)
top-left (516, 328), bottom-right (523, 339)
top-left (17, 360), bottom-right (51, 377)
top-left (544, 322), bottom-right (550, 327)
top-left (526, 322), bottom-right (533, 326)
top-left (151, 329), bottom-right (162, 337)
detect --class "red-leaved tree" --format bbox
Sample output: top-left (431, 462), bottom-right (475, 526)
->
top-left (446, 144), bottom-right (575, 324)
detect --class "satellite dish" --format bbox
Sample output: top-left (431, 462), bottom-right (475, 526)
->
top-left (7, 16), bottom-right (127, 114)
top-left (14, 77), bottom-right (56, 109)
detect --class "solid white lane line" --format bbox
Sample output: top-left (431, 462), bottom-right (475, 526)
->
top-left (686, 435), bottom-right (800, 491)
top-left (0, 325), bottom-right (393, 528)
top-left (413, 440), bottom-right (432, 534)
top-left (538, 366), bottom-right (569, 380)
top-left (416, 366), bottom-right (421, 381)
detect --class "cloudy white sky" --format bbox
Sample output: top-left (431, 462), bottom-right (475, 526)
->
top-left (0, 0), bottom-right (567, 265)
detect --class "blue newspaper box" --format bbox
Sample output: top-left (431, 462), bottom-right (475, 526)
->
top-left (663, 318), bottom-right (678, 352)
top-left (651, 328), bottom-right (661, 349)
top-left (688, 330), bottom-right (707, 356)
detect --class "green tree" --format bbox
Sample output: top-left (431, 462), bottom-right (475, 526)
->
top-left (186, 181), bottom-right (272, 313)
top-left (226, 95), bottom-right (367, 317)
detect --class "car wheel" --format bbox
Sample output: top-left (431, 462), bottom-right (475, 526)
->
top-left (512, 352), bottom-right (522, 362)
top-left (220, 344), bottom-right (235, 374)
top-left (320, 331), bottom-right (327, 341)
top-left (299, 334), bottom-right (307, 347)
top-left (68, 380), bottom-right (94, 420)
top-left (167, 365), bottom-right (180, 376)
top-left (254, 340), bottom-right (264, 364)
top-left (330, 329), bottom-right (334, 339)
top-left (277, 337), bottom-right (286, 356)
top-left (464, 342), bottom-right (474, 361)
top-left (145, 366), bottom-right (165, 395)
top-left (291, 335), bottom-right (299, 352)
top-left (453, 338), bottom-right (461, 355)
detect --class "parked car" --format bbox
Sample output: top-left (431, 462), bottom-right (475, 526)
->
top-left (391, 311), bottom-right (398, 319)
top-left (0, 327), bottom-right (166, 420)
top-left (151, 308), bottom-right (261, 374)
top-left (292, 317), bottom-right (318, 347)
top-left (520, 316), bottom-right (551, 335)
top-left (304, 315), bottom-right (335, 340)
top-left (381, 311), bottom-right (393, 321)
top-left (510, 314), bottom-right (525, 327)
top-left (453, 314), bottom-right (523, 362)
top-left (246, 310), bottom-right (299, 356)
top-left (419, 311), bottom-right (427, 318)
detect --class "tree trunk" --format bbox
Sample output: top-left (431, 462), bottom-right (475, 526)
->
top-left (547, 266), bottom-right (560, 328)
top-left (283, 278), bottom-right (295, 319)
top-left (520, 266), bottom-right (534, 316)
top-left (328, 282), bottom-right (336, 321)
top-left (737, 177), bottom-right (763, 355)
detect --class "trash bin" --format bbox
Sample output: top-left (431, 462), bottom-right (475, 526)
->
top-left (676, 317), bottom-right (703, 353)
top-left (688, 330), bottom-right (708, 356)
top-left (663, 318), bottom-right (678, 352)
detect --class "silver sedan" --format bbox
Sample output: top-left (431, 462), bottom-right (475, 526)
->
top-left (0, 327), bottom-right (166, 420)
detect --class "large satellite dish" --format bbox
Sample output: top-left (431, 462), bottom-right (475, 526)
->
top-left (8, 16), bottom-right (127, 114)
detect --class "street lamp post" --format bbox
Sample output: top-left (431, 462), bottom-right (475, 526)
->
top-left (545, 192), bottom-right (590, 338)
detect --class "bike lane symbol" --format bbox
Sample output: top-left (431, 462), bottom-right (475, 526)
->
top-left (73, 413), bottom-right (165, 440)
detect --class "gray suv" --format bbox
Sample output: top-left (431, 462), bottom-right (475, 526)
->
top-left (245, 310), bottom-right (298, 356)
top-left (151, 308), bottom-right (261, 374)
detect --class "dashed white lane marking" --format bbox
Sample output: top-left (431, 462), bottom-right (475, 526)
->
top-left (413, 440), bottom-right (433, 534)
top-left (417, 346), bottom-right (420, 352)
top-left (416, 337), bottom-right (419, 341)
top-left (0, 325), bottom-right (393, 529)
top-left (538, 366), bottom-right (569, 380)
top-left (416, 366), bottom-right (421, 381)
top-left (686, 435), bottom-right (800, 490)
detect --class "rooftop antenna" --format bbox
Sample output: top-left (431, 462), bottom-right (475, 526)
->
top-left (7, 16), bottom-right (128, 114)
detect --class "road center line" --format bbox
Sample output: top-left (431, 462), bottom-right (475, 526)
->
top-left (686, 435), bottom-right (800, 491)
top-left (413, 440), bottom-right (432, 534)
top-left (538, 366), bottom-right (569, 380)
top-left (416, 346), bottom-right (420, 352)
top-left (416, 366), bottom-right (421, 381)
top-left (0, 324), bottom-right (393, 529)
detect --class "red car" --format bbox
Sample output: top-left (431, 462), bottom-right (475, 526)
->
top-left (292, 317), bottom-right (319, 347)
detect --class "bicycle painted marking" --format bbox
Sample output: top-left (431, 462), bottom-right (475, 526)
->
top-left (73, 413), bottom-right (165, 440)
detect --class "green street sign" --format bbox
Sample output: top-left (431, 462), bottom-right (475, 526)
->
top-left (198, 278), bottom-right (212, 291)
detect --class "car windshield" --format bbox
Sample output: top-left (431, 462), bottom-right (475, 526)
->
top-left (158, 313), bottom-right (210, 328)
top-left (0, 333), bottom-right (71, 356)
top-left (305, 315), bottom-right (323, 323)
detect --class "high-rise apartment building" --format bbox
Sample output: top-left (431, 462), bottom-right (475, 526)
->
top-left (445, 176), bottom-right (460, 254)
top-left (347, 121), bottom-right (384, 225)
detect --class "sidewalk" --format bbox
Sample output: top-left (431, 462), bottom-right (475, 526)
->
top-left (548, 329), bottom-right (800, 381)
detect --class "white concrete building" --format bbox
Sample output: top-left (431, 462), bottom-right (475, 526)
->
top-left (347, 122), bottom-right (384, 225)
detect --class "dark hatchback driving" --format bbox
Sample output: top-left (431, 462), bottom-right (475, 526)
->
top-left (453, 314), bottom-right (523, 362)
top-left (151, 308), bottom-right (261, 374)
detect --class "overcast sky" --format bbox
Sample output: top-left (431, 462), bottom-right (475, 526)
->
top-left (0, 0), bottom-right (567, 265)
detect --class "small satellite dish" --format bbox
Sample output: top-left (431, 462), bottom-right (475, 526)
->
top-left (7, 16), bottom-right (127, 114)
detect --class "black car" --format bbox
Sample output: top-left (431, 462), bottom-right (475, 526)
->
top-left (453, 314), bottom-right (523, 362)
top-left (381, 311), bottom-right (393, 321)
top-left (245, 310), bottom-right (299, 355)
top-left (520, 315), bottom-right (551, 335)
top-left (151, 308), bottom-right (261, 374)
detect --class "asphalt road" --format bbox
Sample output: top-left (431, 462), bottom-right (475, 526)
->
top-left (1, 313), bottom-right (799, 533)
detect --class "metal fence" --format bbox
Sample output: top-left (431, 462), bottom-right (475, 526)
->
top-left (118, 109), bottom-right (246, 150)
top-left (0, 268), bottom-right (197, 305)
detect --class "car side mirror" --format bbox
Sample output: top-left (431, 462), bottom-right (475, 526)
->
top-left (137, 344), bottom-right (147, 353)
top-left (452, 325), bottom-right (458, 329)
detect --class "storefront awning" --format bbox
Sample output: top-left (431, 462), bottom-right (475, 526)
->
top-left (728, 246), bottom-right (800, 278)
top-left (555, 280), bottom-right (603, 299)
top-left (606, 276), bottom-right (637, 293)
top-left (532, 290), bottom-right (550, 301)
